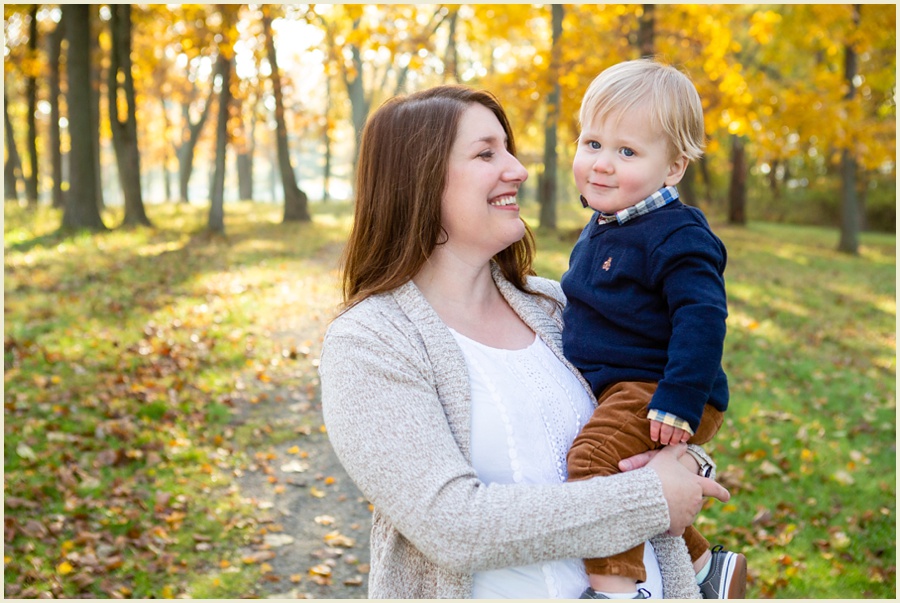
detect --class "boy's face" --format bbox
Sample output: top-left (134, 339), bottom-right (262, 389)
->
top-left (574, 106), bottom-right (688, 215)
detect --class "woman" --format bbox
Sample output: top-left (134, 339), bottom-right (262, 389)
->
top-left (319, 85), bottom-right (729, 599)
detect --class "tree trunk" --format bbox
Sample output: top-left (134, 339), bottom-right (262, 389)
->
top-left (727, 135), bottom-right (747, 225)
top-left (680, 163), bottom-right (697, 206)
top-left (638, 4), bottom-right (656, 58)
top-left (837, 4), bottom-right (861, 254)
top-left (837, 148), bottom-right (860, 253)
top-left (698, 155), bottom-right (712, 204)
top-left (345, 38), bottom-right (370, 178)
top-left (262, 8), bottom-right (310, 222)
top-left (539, 3), bottom-right (563, 231)
top-left (61, 5), bottom-right (107, 231)
top-left (161, 99), bottom-right (173, 201)
top-left (444, 8), bottom-right (460, 83)
top-left (91, 13), bottom-right (104, 210)
top-left (234, 94), bottom-right (254, 200)
top-left (857, 173), bottom-right (868, 232)
top-left (208, 53), bottom-right (231, 234)
top-left (236, 151), bottom-right (253, 200)
top-left (269, 146), bottom-right (278, 202)
top-left (25, 5), bottom-right (39, 205)
top-left (176, 87), bottom-right (215, 203)
top-left (109, 4), bottom-right (151, 227)
top-left (322, 76), bottom-right (332, 202)
top-left (48, 19), bottom-right (65, 208)
top-left (4, 93), bottom-right (23, 202)
top-left (249, 97), bottom-right (259, 200)
top-left (768, 160), bottom-right (781, 200)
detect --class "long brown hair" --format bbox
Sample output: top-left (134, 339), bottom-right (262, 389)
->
top-left (341, 85), bottom-right (537, 310)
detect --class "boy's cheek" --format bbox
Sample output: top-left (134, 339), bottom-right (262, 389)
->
top-left (572, 156), bottom-right (590, 185)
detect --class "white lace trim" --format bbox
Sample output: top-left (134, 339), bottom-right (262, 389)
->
top-left (464, 344), bottom-right (526, 483)
top-left (450, 330), bottom-right (594, 481)
top-left (450, 328), bottom-right (597, 598)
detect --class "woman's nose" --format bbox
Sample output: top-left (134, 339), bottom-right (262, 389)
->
top-left (505, 155), bottom-right (529, 183)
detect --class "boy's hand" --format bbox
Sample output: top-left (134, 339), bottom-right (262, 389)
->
top-left (650, 419), bottom-right (691, 446)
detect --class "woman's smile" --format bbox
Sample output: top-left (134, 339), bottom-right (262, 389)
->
top-left (489, 195), bottom-right (519, 208)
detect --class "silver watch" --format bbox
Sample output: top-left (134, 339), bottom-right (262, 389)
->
top-left (686, 448), bottom-right (713, 478)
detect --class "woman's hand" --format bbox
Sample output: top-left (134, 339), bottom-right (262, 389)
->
top-left (619, 444), bottom-right (729, 536)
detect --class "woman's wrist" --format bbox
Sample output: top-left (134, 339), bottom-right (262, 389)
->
top-left (683, 447), bottom-right (712, 477)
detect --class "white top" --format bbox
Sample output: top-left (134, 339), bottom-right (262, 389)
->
top-left (450, 329), bottom-right (663, 599)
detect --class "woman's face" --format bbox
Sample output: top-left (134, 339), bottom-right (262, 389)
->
top-left (440, 103), bottom-right (529, 264)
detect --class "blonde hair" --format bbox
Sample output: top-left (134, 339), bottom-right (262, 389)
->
top-left (579, 59), bottom-right (705, 161)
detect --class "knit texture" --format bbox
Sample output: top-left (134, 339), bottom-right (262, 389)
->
top-left (319, 264), bottom-right (705, 598)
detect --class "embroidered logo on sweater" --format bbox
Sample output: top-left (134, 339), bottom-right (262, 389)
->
top-left (602, 257), bottom-right (613, 271)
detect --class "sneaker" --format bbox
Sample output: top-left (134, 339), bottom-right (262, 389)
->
top-left (698, 545), bottom-right (747, 599)
top-left (580, 587), bottom-right (650, 599)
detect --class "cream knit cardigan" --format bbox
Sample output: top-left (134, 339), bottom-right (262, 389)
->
top-left (320, 264), bottom-right (707, 598)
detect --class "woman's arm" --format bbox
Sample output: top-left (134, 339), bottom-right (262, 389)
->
top-left (320, 317), bottom-right (671, 574)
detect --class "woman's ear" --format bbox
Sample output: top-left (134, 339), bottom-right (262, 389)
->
top-left (664, 155), bottom-right (690, 186)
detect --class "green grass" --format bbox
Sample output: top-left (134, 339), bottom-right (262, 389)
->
top-left (5, 199), bottom-right (895, 598)
top-left (4, 200), bottom-right (352, 598)
top-left (526, 201), bottom-right (896, 598)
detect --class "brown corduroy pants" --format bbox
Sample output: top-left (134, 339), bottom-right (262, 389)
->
top-left (567, 381), bottom-right (724, 582)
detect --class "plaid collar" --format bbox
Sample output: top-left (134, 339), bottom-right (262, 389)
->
top-left (596, 186), bottom-right (680, 225)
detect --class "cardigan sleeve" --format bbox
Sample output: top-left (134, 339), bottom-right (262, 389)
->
top-left (319, 310), bottom-right (671, 574)
top-left (650, 533), bottom-right (702, 598)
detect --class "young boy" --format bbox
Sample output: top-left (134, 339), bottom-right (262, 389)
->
top-left (560, 59), bottom-right (746, 599)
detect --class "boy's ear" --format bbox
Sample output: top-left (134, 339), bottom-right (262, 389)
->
top-left (664, 155), bottom-right (690, 186)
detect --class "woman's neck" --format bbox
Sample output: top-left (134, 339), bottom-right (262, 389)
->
top-left (412, 251), bottom-right (496, 313)
top-left (412, 251), bottom-right (534, 349)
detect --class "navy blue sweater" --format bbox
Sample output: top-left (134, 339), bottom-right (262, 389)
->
top-left (560, 200), bottom-right (729, 432)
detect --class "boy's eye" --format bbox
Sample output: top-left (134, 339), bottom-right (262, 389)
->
top-left (621, 148), bottom-right (635, 157)
top-left (589, 141), bottom-right (601, 150)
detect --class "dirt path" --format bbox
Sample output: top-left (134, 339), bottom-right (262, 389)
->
top-left (230, 243), bottom-right (371, 598)
top-left (233, 394), bottom-right (371, 599)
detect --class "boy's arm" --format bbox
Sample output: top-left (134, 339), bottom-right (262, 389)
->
top-left (648, 224), bottom-right (728, 432)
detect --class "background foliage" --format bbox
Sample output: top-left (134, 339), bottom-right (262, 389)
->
top-left (3, 3), bottom-right (896, 235)
top-left (3, 3), bottom-right (897, 599)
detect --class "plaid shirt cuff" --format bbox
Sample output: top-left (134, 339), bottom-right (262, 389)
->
top-left (647, 409), bottom-right (694, 436)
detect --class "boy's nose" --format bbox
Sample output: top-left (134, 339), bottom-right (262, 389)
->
top-left (592, 154), bottom-right (613, 173)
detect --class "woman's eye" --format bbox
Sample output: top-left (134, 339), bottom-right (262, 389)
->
top-left (478, 150), bottom-right (495, 160)
top-left (621, 148), bottom-right (635, 157)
